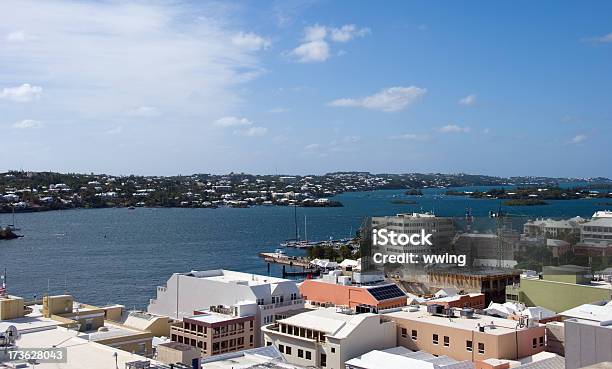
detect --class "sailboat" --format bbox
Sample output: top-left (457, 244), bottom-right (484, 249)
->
top-left (280, 205), bottom-right (301, 247)
top-left (7, 207), bottom-right (20, 232)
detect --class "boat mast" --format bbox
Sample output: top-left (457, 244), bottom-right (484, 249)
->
top-left (294, 204), bottom-right (299, 241)
top-left (304, 215), bottom-right (308, 242)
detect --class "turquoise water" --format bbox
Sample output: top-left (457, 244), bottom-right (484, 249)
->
top-left (0, 188), bottom-right (609, 309)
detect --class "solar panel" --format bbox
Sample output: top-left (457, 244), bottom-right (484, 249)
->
top-left (367, 284), bottom-right (406, 301)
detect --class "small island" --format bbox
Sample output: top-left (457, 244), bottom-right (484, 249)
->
top-left (390, 199), bottom-right (418, 205)
top-left (503, 199), bottom-right (549, 206)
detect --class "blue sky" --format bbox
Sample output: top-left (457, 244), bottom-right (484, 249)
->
top-left (1, 1), bottom-right (611, 177)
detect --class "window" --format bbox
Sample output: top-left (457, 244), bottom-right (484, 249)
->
top-left (331, 347), bottom-right (335, 353)
top-left (266, 341), bottom-right (272, 346)
top-left (401, 328), bottom-right (407, 338)
top-left (411, 330), bottom-right (418, 340)
top-left (433, 334), bottom-right (439, 345)
top-left (305, 351), bottom-right (311, 360)
top-left (321, 353), bottom-right (327, 367)
top-left (279, 344), bottom-right (284, 353)
top-left (466, 340), bottom-right (473, 352)
top-left (443, 336), bottom-right (450, 347)
top-left (286, 346), bottom-right (292, 355)
top-left (250, 335), bottom-right (253, 344)
top-left (478, 342), bottom-right (485, 354)
top-left (539, 336), bottom-right (544, 347)
top-left (298, 349), bottom-right (304, 358)
top-left (532, 338), bottom-right (537, 349)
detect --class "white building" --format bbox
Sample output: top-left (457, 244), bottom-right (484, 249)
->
top-left (522, 217), bottom-right (585, 238)
top-left (262, 307), bottom-right (396, 369)
top-left (561, 302), bottom-right (612, 369)
top-left (147, 270), bottom-right (305, 345)
top-left (579, 218), bottom-right (612, 245)
top-left (371, 213), bottom-right (455, 255)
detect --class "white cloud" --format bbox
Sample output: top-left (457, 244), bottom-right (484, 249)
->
top-left (127, 106), bottom-right (160, 118)
top-left (6, 30), bottom-right (29, 42)
top-left (459, 94), bottom-right (477, 106)
top-left (13, 119), bottom-right (43, 129)
top-left (272, 135), bottom-right (289, 144)
top-left (328, 86), bottom-right (426, 112)
top-left (290, 40), bottom-right (330, 63)
top-left (0, 1), bottom-right (266, 123)
top-left (571, 134), bottom-right (587, 144)
top-left (389, 133), bottom-right (429, 141)
top-left (585, 32), bottom-right (612, 44)
top-left (436, 124), bottom-right (471, 134)
top-left (106, 126), bottom-right (123, 135)
top-left (0, 83), bottom-right (42, 102)
top-left (269, 107), bottom-right (289, 114)
top-left (231, 32), bottom-right (271, 51)
top-left (304, 24), bottom-right (327, 41)
top-left (330, 25), bottom-right (370, 42)
top-left (289, 23), bottom-right (369, 63)
top-left (304, 143), bottom-right (320, 151)
top-left (214, 116), bottom-right (253, 127)
top-left (238, 126), bottom-right (267, 137)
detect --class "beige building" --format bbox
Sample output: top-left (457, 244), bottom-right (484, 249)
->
top-left (170, 302), bottom-right (257, 358)
top-left (385, 305), bottom-right (546, 363)
top-left (262, 307), bottom-right (396, 369)
top-left (41, 294), bottom-right (171, 357)
top-left (0, 295), bottom-right (25, 320)
top-left (156, 341), bottom-right (202, 368)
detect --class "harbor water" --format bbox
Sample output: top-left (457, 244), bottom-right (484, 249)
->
top-left (0, 188), bottom-right (609, 308)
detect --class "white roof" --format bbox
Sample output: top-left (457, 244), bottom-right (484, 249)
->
top-left (339, 259), bottom-right (360, 268)
top-left (276, 307), bottom-right (374, 339)
top-left (346, 347), bottom-right (474, 369)
top-left (185, 269), bottom-right (289, 286)
top-left (484, 302), bottom-right (557, 319)
top-left (429, 293), bottom-right (482, 304)
top-left (8, 326), bottom-right (161, 369)
top-left (0, 315), bottom-right (59, 334)
top-left (434, 288), bottom-right (459, 298)
top-left (386, 306), bottom-right (543, 336)
top-left (561, 303), bottom-right (612, 322)
top-left (582, 218), bottom-right (612, 227)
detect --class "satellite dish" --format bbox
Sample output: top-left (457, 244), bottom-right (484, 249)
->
top-left (6, 326), bottom-right (20, 345)
top-left (0, 325), bottom-right (20, 347)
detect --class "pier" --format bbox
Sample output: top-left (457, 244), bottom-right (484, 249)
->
top-left (259, 252), bottom-right (312, 268)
